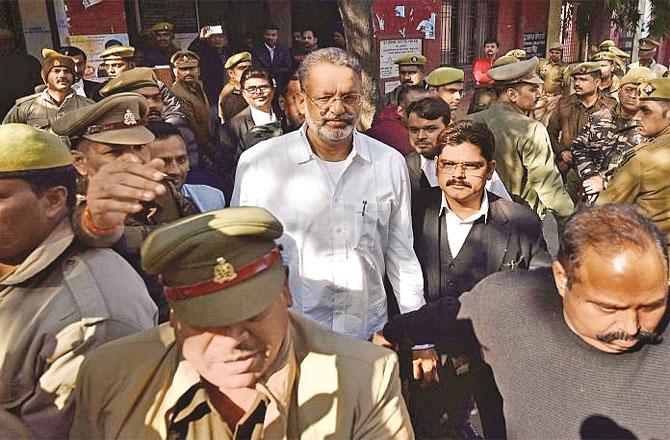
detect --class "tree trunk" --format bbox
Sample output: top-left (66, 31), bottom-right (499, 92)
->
top-left (338, 0), bottom-right (378, 130)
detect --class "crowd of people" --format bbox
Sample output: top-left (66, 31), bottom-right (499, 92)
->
top-left (0, 17), bottom-right (669, 440)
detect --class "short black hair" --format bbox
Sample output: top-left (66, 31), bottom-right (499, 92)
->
top-left (557, 204), bottom-right (668, 289)
top-left (484, 39), bottom-right (499, 47)
top-left (405, 96), bottom-right (451, 126)
top-left (146, 120), bottom-right (184, 141)
top-left (59, 45), bottom-right (86, 61)
top-left (436, 120), bottom-right (495, 162)
top-left (262, 22), bottom-right (279, 31)
top-left (240, 67), bottom-right (273, 89)
top-left (397, 84), bottom-right (429, 107)
top-left (1, 166), bottom-right (77, 208)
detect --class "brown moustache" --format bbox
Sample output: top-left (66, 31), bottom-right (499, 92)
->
top-left (446, 179), bottom-right (472, 188)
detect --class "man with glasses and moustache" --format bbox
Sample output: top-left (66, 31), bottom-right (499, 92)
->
top-left (232, 48), bottom-right (427, 349)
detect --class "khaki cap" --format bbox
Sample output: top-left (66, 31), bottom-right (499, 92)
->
top-left (150, 21), bottom-right (174, 32)
top-left (394, 52), bottom-right (427, 66)
top-left (141, 207), bottom-right (286, 327)
top-left (0, 124), bottom-right (72, 174)
top-left (548, 42), bottom-right (563, 51)
top-left (639, 78), bottom-right (670, 101)
top-left (504, 49), bottom-right (527, 60)
top-left (52, 92), bottom-right (154, 146)
top-left (592, 51), bottom-right (617, 62)
top-left (40, 48), bottom-right (75, 83)
top-left (224, 51), bottom-right (252, 69)
top-left (99, 45), bottom-right (135, 60)
top-left (599, 39), bottom-right (616, 49)
top-left (571, 62), bottom-right (601, 76)
top-left (426, 67), bottom-right (464, 87)
top-left (608, 46), bottom-right (630, 58)
top-left (170, 50), bottom-right (200, 68)
top-left (488, 56), bottom-right (543, 84)
top-left (639, 37), bottom-right (660, 51)
top-left (620, 66), bottom-right (656, 86)
top-left (99, 68), bottom-right (158, 97)
top-left (492, 55), bottom-right (519, 68)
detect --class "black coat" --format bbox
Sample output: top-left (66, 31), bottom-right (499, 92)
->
top-left (251, 44), bottom-right (292, 87)
top-left (405, 152), bottom-right (432, 194)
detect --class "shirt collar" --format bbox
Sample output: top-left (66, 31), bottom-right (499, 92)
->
top-left (249, 105), bottom-right (277, 125)
top-left (264, 43), bottom-right (275, 52)
top-left (1, 218), bottom-right (74, 285)
top-left (439, 190), bottom-right (489, 223)
top-left (293, 125), bottom-right (371, 164)
top-left (157, 325), bottom-right (297, 436)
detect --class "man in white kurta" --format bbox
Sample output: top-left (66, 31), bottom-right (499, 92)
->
top-left (232, 48), bottom-right (425, 341)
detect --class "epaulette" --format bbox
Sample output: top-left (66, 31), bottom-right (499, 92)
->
top-left (14, 92), bottom-right (40, 106)
top-left (616, 144), bottom-right (642, 169)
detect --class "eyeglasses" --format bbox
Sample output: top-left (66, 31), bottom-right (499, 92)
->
top-left (437, 160), bottom-right (486, 175)
top-left (305, 92), bottom-right (362, 109)
top-left (244, 85), bottom-right (272, 95)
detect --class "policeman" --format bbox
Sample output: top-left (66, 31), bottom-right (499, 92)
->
top-left (0, 123), bottom-right (156, 439)
top-left (2, 48), bottom-right (92, 130)
top-left (599, 39), bottom-right (630, 76)
top-left (383, 52), bottom-right (427, 106)
top-left (468, 57), bottom-right (574, 221)
top-left (219, 51), bottom-right (252, 122)
top-left (597, 78), bottom-right (670, 246)
top-left (629, 38), bottom-right (668, 78)
top-left (592, 51), bottom-right (621, 99)
top-left (144, 21), bottom-right (180, 67)
top-left (426, 66), bottom-right (465, 113)
top-left (535, 42), bottom-right (570, 125)
top-left (548, 62), bottom-right (617, 201)
top-left (503, 48), bottom-right (527, 60)
top-left (53, 93), bottom-right (198, 322)
top-left (69, 207), bottom-right (413, 439)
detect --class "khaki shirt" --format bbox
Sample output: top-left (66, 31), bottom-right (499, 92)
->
top-left (2, 89), bottom-right (93, 131)
top-left (171, 79), bottom-right (214, 158)
top-left (539, 59), bottom-right (569, 95)
top-left (599, 74), bottom-right (620, 101)
top-left (547, 93), bottom-right (617, 154)
top-left (597, 127), bottom-right (670, 243)
top-left (629, 60), bottom-right (668, 79)
top-left (468, 102), bottom-right (574, 219)
top-left (218, 81), bottom-right (247, 123)
top-left (0, 219), bottom-right (157, 439)
top-left (70, 311), bottom-right (413, 439)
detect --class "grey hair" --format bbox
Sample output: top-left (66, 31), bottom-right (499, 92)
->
top-left (297, 47), bottom-right (362, 90)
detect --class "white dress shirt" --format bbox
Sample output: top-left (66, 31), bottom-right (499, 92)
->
top-left (249, 106), bottom-right (277, 126)
top-left (420, 155), bottom-right (512, 201)
top-left (440, 191), bottom-right (490, 258)
top-left (72, 79), bottom-right (87, 97)
top-left (232, 127), bottom-right (426, 340)
top-left (264, 43), bottom-right (276, 62)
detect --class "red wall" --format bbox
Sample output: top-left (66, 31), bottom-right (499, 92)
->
top-left (496, 0), bottom-right (549, 53)
top-left (65, 0), bottom-right (127, 36)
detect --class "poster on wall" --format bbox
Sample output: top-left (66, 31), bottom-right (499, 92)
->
top-left (69, 33), bottom-right (129, 82)
top-left (374, 0), bottom-right (439, 39)
top-left (379, 38), bottom-right (423, 79)
top-left (523, 31), bottom-right (547, 58)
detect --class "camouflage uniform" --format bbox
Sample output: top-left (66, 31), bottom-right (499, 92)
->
top-left (570, 105), bottom-right (643, 182)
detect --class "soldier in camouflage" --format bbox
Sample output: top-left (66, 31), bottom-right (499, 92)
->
top-left (570, 67), bottom-right (655, 202)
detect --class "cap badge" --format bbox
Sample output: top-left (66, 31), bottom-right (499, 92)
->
top-left (411, 56), bottom-right (417, 62)
top-left (123, 109), bottom-right (137, 126)
top-left (213, 257), bottom-right (238, 284)
top-left (636, 76), bottom-right (646, 84)
top-left (644, 83), bottom-right (656, 96)
top-left (54, 59), bottom-right (61, 67)
top-left (580, 65), bottom-right (587, 73)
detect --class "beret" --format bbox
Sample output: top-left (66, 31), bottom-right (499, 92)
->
top-left (504, 49), bottom-right (527, 59)
top-left (150, 22), bottom-right (174, 32)
top-left (0, 124), bottom-right (72, 174)
top-left (99, 45), bottom-right (135, 60)
top-left (570, 62), bottom-right (601, 76)
top-left (170, 50), bottom-right (200, 68)
top-left (639, 78), bottom-right (670, 101)
top-left (394, 52), bottom-right (427, 66)
top-left (141, 207), bottom-right (286, 327)
top-left (548, 42), bottom-right (563, 51)
top-left (99, 68), bottom-right (158, 97)
top-left (592, 51), bottom-right (617, 62)
top-left (426, 67), bottom-right (464, 86)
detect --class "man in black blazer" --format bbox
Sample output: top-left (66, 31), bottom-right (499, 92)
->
top-left (406, 120), bottom-right (551, 439)
top-left (251, 23), bottom-right (292, 89)
top-left (405, 97), bottom-right (451, 193)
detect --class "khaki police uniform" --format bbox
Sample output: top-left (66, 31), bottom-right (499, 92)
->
top-left (629, 38), bottom-right (668, 78)
top-left (468, 57), bottom-right (574, 220)
top-left (383, 53), bottom-right (427, 107)
top-left (69, 207), bottom-right (414, 439)
top-left (534, 43), bottom-right (570, 125)
top-left (597, 78), bottom-right (670, 245)
top-left (0, 124), bottom-right (156, 439)
top-left (219, 52), bottom-right (252, 122)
